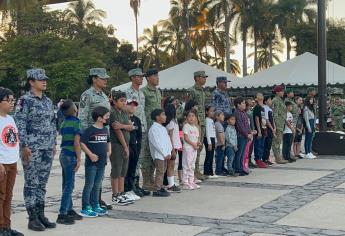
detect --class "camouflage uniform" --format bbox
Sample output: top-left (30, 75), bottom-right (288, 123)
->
top-left (285, 97), bottom-right (299, 128)
top-left (14, 69), bottom-right (57, 210)
top-left (78, 86), bottom-right (110, 131)
top-left (272, 95), bottom-right (287, 163)
top-left (331, 104), bottom-right (344, 131)
top-left (212, 88), bottom-right (232, 115)
top-left (125, 85), bottom-right (147, 132)
top-left (187, 84), bottom-right (206, 176)
top-left (141, 84), bottom-right (162, 190)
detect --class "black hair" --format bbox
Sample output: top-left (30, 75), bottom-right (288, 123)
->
top-left (163, 103), bottom-right (176, 127)
top-left (60, 99), bottom-right (75, 116)
top-left (91, 106), bottom-right (109, 122)
top-left (111, 91), bottom-right (126, 101)
top-left (163, 96), bottom-right (176, 109)
top-left (0, 87), bottom-right (14, 101)
top-left (184, 100), bottom-right (198, 112)
top-left (304, 96), bottom-right (315, 112)
top-left (234, 97), bottom-right (245, 108)
top-left (205, 105), bottom-right (213, 114)
top-left (263, 95), bottom-right (272, 104)
top-left (285, 101), bottom-right (293, 107)
top-left (225, 114), bottom-right (235, 120)
top-left (87, 75), bottom-right (97, 86)
top-left (184, 109), bottom-right (197, 118)
top-left (151, 108), bottom-right (164, 121)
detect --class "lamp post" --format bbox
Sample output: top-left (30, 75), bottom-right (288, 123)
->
top-left (318, 0), bottom-right (327, 131)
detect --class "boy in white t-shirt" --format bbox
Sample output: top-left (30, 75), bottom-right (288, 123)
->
top-left (0, 87), bottom-right (23, 236)
top-left (282, 101), bottom-right (295, 163)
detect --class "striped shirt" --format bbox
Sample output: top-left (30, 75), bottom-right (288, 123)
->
top-left (60, 116), bottom-right (81, 156)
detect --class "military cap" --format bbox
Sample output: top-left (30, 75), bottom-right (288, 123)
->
top-left (273, 85), bottom-right (284, 93)
top-left (126, 99), bottom-right (138, 106)
top-left (145, 68), bottom-right (159, 77)
top-left (128, 68), bottom-right (144, 78)
top-left (194, 71), bottom-right (208, 78)
top-left (306, 87), bottom-right (316, 93)
top-left (216, 76), bottom-right (231, 83)
top-left (285, 88), bottom-right (294, 94)
top-left (26, 68), bottom-right (48, 80)
top-left (89, 68), bottom-right (110, 79)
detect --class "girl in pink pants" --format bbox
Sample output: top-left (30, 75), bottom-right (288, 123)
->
top-left (182, 110), bottom-right (200, 190)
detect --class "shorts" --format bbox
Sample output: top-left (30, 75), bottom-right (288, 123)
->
top-left (294, 134), bottom-right (302, 143)
top-left (110, 143), bottom-right (129, 178)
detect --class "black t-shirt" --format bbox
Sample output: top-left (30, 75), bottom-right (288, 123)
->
top-left (253, 104), bottom-right (267, 134)
top-left (129, 115), bottom-right (142, 153)
top-left (81, 126), bottom-right (110, 167)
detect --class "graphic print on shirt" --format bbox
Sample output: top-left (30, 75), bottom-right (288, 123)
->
top-left (88, 133), bottom-right (108, 143)
top-left (2, 125), bottom-right (19, 147)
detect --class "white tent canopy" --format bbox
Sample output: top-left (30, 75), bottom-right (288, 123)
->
top-left (112, 59), bottom-right (240, 91)
top-left (239, 52), bottom-right (345, 88)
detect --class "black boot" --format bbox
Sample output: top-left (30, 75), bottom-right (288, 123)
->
top-left (135, 176), bottom-right (150, 196)
top-left (27, 207), bottom-right (46, 231)
top-left (36, 204), bottom-right (56, 229)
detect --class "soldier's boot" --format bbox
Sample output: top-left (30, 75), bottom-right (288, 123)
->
top-left (36, 203), bottom-right (56, 229)
top-left (194, 155), bottom-right (207, 181)
top-left (142, 170), bottom-right (154, 191)
top-left (275, 156), bottom-right (288, 164)
top-left (27, 207), bottom-right (46, 231)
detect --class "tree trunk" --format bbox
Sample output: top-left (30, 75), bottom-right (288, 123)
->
top-left (269, 39), bottom-right (273, 67)
top-left (286, 37), bottom-right (291, 60)
top-left (183, 1), bottom-right (192, 60)
top-left (242, 29), bottom-right (248, 76)
top-left (225, 17), bottom-right (231, 73)
top-left (135, 14), bottom-right (139, 66)
top-left (214, 46), bottom-right (219, 68)
top-left (254, 28), bottom-right (258, 73)
top-left (155, 47), bottom-right (160, 70)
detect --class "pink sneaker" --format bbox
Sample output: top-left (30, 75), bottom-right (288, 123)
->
top-left (181, 184), bottom-right (193, 190)
top-left (190, 183), bottom-right (201, 189)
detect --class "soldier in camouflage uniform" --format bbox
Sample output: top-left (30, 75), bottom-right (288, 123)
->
top-left (331, 98), bottom-right (344, 131)
top-left (141, 68), bottom-right (162, 191)
top-left (187, 71), bottom-right (209, 180)
top-left (14, 69), bottom-right (57, 231)
top-left (271, 85), bottom-right (288, 164)
top-left (78, 68), bottom-right (111, 210)
top-left (212, 76), bottom-right (232, 116)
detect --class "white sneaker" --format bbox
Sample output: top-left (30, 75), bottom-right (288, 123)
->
top-left (311, 153), bottom-right (317, 159)
top-left (298, 153), bottom-right (305, 159)
top-left (124, 192), bottom-right (137, 201)
top-left (128, 191), bottom-right (141, 201)
top-left (305, 153), bottom-right (313, 159)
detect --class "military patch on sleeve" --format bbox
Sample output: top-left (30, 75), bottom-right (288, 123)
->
top-left (80, 95), bottom-right (88, 109)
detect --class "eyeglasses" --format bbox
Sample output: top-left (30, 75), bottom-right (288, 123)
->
top-left (2, 99), bottom-right (15, 104)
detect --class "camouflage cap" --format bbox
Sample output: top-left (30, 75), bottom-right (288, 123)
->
top-left (89, 68), bottom-right (110, 79)
top-left (128, 68), bottom-right (144, 78)
top-left (194, 71), bottom-right (208, 78)
top-left (285, 88), bottom-right (294, 94)
top-left (145, 68), bottom-right (159, 77)
top-left (26, 68), bottom-right (48, 80)
top-left (306, 87), bottom-right (316, 94)
top-left (216, 76), bottom-right (230, 83)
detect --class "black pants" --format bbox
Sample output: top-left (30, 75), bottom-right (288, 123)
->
top-left (124, 146), bottom-right (139, 192)
top-left (203, 137), bottom-right (215, 175)
top-left (282, 133), bottom-right (293, 161)
top-left (263, 134), bottom-right (273, 161)
top-left (178, 150), bottom-right (183, 171)
top-left (247, 141), bottom-right (254, 165)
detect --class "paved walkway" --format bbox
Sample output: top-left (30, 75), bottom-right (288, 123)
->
top-left (11, 145), bottom-right (345, 236)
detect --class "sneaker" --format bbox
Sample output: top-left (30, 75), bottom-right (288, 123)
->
top-left (133, 188), bottom-right (144, 197)
top-left (264, 160), bottom-right (274, 166)
top-left (79, 206), bottom-right (98, 218)
top-left (311, 153), bottom-right (317, 159)
top-left (100, 199), bottom-right (113, 210)
top-left (190, 183), bottom-right (200, 189)
top-left (208, 174), bottom-right (220, 179)
top-left (228, 171), bottom-right (239, 177)
top-left (256, 160), bottom-right (268, 168)
top-left (298, 153), bottom-right (305, 159)
top-left (167, 185), bottom-right (181, 193)
top-left (139, 187), bottom-right (151, 196)
top-left (6, 228), bottom-right (24, 236)
top-left (249, 162), bottom-right (257, 168)
top-left (194, 178), bottom-right (202, 184)
top-left (152, 188), bottom-right (170, 197)
top-left (112, 193), bottom-right (133, 206)
top-left (93, 204), bottom-right (108, 216)
top-left (181, 184), bottom-right (193, 190)
top-left (127, 191), bottom-right (141, 200)
top-left (67, 209), bottom-right (83, 221)
top-left (56, 214), bottom-right (75, 225)
top-left (304, 153), bottom-right (313, 159)
top-left (122, 192), bottom-right (137, 202)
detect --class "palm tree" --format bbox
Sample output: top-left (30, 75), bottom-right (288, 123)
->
top-left (130, 0), bottom-right (141, 66)
top-left (65, 0), bottom-right (106, 28)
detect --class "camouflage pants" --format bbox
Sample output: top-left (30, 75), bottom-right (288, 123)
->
top-left (272, 129), bottom-right (283, 160)
top-left (195, 126), bottom-right (205, 174)
top-left (334, 116), bottom-right (343, 131)
top-left (22, 149), bottom-right (53, 208)
top-left (140, 133), bottom-right (155, 190)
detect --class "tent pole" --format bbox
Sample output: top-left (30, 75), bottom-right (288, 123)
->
top-left (318, 0), bottom-right (327, 132)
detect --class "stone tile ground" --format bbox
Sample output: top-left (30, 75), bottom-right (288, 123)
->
top-left (10, 145), bottom-right (345, 236)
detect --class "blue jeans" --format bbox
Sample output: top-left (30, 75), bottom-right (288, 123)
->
top-left (215, 146), bottom-right (225, 175)
top-left (233, 135), bottom-right (247, 173)
top-left (82, 164), bottom-right (105, 209)
top-left (225, 146), bottom-right (235, 172)
top-left (59, 153), bottom-right (77, 215)
top-left (304, 119), bottom-right (315, 154)
top-left (254, 136), bottom-right (266, 161)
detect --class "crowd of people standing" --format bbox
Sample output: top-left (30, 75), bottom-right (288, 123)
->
top-left (0, 65), bottom-right (344, 236)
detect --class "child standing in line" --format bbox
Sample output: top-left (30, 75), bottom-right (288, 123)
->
top-left (293, 96), bottom-right (304, 159)
top-left (214, 110), bottom-right (225, 176)
top-left (80, 106), bottom-right (111, 218)
top-left (282, 101), bottom-right (295, 162)
top-left (164, 104), bottom-right (182, 193)
top-left (57, 100), bottom-right (83, 225)
top-left (263, 96), bottom-right (276, 166)
top-left (204, 105), bottom-right (216, 177)
top-left (225, 114), bottom-right (239, 177)
top-left (148, 109), bottom-right (172, 197)
top-left (177, 117), bottom-right (186, 185)
top-left (182, 110), bottom-right (200, 190)
top-left (0, 87), bottom-right (23, 236)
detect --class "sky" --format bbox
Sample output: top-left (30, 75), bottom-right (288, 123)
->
top-left (49, 0), bottom-right (345, 74)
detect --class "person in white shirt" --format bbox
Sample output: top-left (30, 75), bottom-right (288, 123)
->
top-left (182, 110), bottom-right (200, 190)
top-left (204, 105), bottom-right (216, 176)
top-left (148, 109), bottom-right (172, 197)
top-left (0, 87), bottom-right (23, 236)
top-left (282, 101), bottom-right (295, 163)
